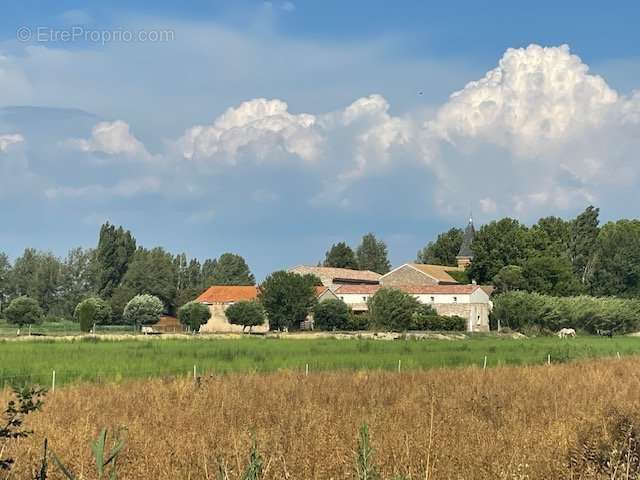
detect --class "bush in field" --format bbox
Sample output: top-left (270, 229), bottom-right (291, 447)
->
top-left (226, 300), bottom-right (265, 333)
top-left (74, 297), bottom-right (112, 332)
top-left (491, 291), bottom-right (640, 333)
top-left (4, 296), bottom-right (43, 327)
top-left (177, 301), bottom-right (211, 332)
top-left (347, 312), bottom-right (370, 331)
top-left (411, 305), bottom-right (466, 331)
top-left (313, 299), bottom-right (350, 331)
top-left (123, 294), bottom-right (163, 326)
top-left (368, 287), bottom-right (420, 331)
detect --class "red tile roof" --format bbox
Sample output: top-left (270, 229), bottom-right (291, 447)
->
top-left (196, 285), bottom-right (259, 303)
top-left (334, 284), bottom-right (481, 295)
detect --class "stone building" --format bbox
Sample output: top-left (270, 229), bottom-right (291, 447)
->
top-left (380, 263), bottom-right (464, 287)
top-left (334, 284), bottom-right (491, 332)
top-left (288, 265), bottom-right (381, 289)
top-left (196, 285), bottom-right (269, 333)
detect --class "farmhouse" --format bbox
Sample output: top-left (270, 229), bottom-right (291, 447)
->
top-left (288, 265), bottom-right (381, 289)
top-left (333, 284), bottom-right (491, 332)
top-left (196, 285), bottom-right (269, 333)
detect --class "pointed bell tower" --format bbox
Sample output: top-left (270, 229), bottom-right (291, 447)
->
top-left (456, 214), bottom-right (475, 269)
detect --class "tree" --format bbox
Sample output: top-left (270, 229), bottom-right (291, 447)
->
top-left (570, 206), bottom-right (600, 284)
top-left (123, 294), bottom-right (163, 326)
top-left (468, 219), bottom-right (530, 283)
top-left (529, 216), bottom-right (571, 257)
top-left (74, 297), bottom-right (112, 332)
top-left (323, 242), bottom-right (358, 269)
top-left (95, 223), bottom-right (136, 298)
top-left (522, 254), bottom-right (583, 296)
top-left (492, 265), bottom-right (527, 294)
top-left (367, 287), bottom-right (419, 331)
top-left (590, 220), bottom-right (640, 297)
top-left (122, 247), bottom-right (177, 313)
top-left (356, 233), bottom-right (391, 274)
top-left (259, 271), bottom-right (317, 331)
top-left (0, 253), bottom-right (11, 312)
top-left (4, 296), bottom-right (43, 327)
top-left (201, 258), bottom-right (218, 287)
top-left (416, 228), bottom-right (463, 267)
top-left (177, 301), bottom-right (210, 332)
top-left (109, 285), bottom-right (136, 324)
top-left (58, 247), bottom-right (97, 319)
top-left (225, 301), bottom-right (266, 333)
top-left (10, 249), bottom-right (62, 316)
top-left (210, 253), bottom-right (255, 285)
top-left (313, 299), bottom-right (350, 331)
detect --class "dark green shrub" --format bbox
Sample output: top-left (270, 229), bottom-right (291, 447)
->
top-left (313, 299), bottom-right (350, 331)
top-left (347, 312), bottom-right (370, 331)
top-left (177, 301), bottom-right (211, 332)
top-left (5, 297), bottom-right (43, 327)
top-left (368, 288), bottom-right (420, 331)
top-left (411, 306), bottom-right (466, 331)
top-left (226, 301), bottom-right (266, 332)
top-left (74, 298), bottom-right (112, 332)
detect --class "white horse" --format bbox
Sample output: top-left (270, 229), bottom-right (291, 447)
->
top-left (557, 328), bottom-right (576, 339)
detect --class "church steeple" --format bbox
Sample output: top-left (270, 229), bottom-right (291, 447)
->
top-left (456, 215), bottom-right (475, 269)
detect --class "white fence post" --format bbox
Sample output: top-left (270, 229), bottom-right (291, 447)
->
top-left (305, 363), bottom-right (309, 377)
top-left (617, 351), bottom-right (621, 359)
top-left (483, 356), bottom-right (487, 370)
top-left (193, 364), bottom-right (197, 379)
top-left (547, 354), bottom-right (551, 366)
top-left (398, 359), bottom-right (402, 373)
top-left (51, 370), bottom-right (56, 393)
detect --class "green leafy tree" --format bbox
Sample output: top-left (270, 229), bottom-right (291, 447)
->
top-left (201, 258), bottom-right (218, 287)
top-left (210, 253), bottom-right (255, 286)
top-left (367, 287), bottom-right (420, 331)
top-left (259, 271), bottom-right (317, 331)
top-left (323, 242), bottom-right (358, 269)
top-left (123, 294), bottom-right (163, 326)
top-left (225, 300), bottom-right (266, 333)
top-left (58, 247), bottom-right (97, 318)
top-left (590, 219), bottom-right (640, 297)
top-left (10, 249), bottom-right (62, 315)
top-left (492, 265), bottom-right (527, 294)
top-left (570, 206), bottom-right (600, 284)
top-left (108, 285), bottom-right (136, 324)
top-left (416, 228), bottom-right (463, 266)
top-left (313, 299), bottom-right (350, 331)
top-left (5, 296), bottom-right (43, 327)
top-left (356, 233), bottom-right (391, 274)
top-left (468, 218), bottom-right (531, 283)
top-left (74, 297), bottom-right (112, 331)
top-left (177, 301), bottom-right (210, 332)
top-left (529, 216), bottom-right (571, 257)
top-left (95, 223), bottom-right (137, 298)
top-left (122, 247), bottom-right (177, 313)
top-left (522, 254), bottom-right (583, 296)
top-left (0, 253), bottom-right (11, 313)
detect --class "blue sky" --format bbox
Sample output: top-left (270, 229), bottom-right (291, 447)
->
top-left (0, 1), bottom-right (639, 279)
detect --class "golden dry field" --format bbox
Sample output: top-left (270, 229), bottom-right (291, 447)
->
top-left (3, 358), bottom-right (640, 479)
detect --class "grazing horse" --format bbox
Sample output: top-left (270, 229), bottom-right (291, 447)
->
top-left (597, 329), bottom-right (614, 338)
top-left (557, 328), bottom-right (576, 339)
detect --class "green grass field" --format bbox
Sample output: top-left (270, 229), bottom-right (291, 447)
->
top-left (0, 319), bottom-right (137, 337)
top-left (1, 335), bottom-right (640, 387)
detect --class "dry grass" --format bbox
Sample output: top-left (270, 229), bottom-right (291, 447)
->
top-left (3, 359), bottom-right (640, 479)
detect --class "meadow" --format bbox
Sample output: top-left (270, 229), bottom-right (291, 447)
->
top-left (1, 335), bottom-right (640, 386)
top-left (3, 358), bottom-right (640, 479)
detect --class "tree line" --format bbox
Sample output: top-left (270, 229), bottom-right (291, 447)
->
top-left (418, 206), bottom-right (640, 298)
top-left (0, 222), bottom-right (255, 323)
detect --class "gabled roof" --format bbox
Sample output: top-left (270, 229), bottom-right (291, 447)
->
top-left (289, 265), bottom-right (381, 283)
top-left (381, 263), bottom-right (463, 284)
top-left (334, 284), bottom-right (482, 295)
top-left (457, 217), bottom-right (476, 258)
top-left (196, 285), bottom-right (259, 304)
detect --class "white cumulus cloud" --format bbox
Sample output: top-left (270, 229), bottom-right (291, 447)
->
top-left (67, 121), bottom-right (151, 159)
top-left (0, 134), bottom-right (24, 152)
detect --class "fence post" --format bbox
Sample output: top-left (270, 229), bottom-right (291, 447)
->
top-left (193, 364), bottom-right (197, 379)
top-left (617, 351), bottom-right (621, 360)
top-left (483, 356), bottom-right (487, 370)
top-left (398, 359), bottom-right (402, 373)
top-left (51, 370), bottom-right (56, 393)
top-left (547, 354), bottom-right (551, 366)
top-left (305, 363), bottom-right (309, 377)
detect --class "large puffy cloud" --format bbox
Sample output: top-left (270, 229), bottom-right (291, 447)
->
top-left (67, 120), bottom-right (151, 159)
top-left (177, 98), bottom-right (321, 165)
top-left (423, 44), bottom-right (640, 218)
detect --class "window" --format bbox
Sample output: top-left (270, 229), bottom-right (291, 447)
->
top-left (340, 296), bottom-right (344, 301)
top-left (453, 296), bottom-right (457, 303)
top-left (430, 296), bottom-right (435, 302)
top-left (362, 296), bottom-right (367, 302)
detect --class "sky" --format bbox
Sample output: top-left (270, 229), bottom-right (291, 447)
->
top-left (1, 1), bottom-right (639, 279)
